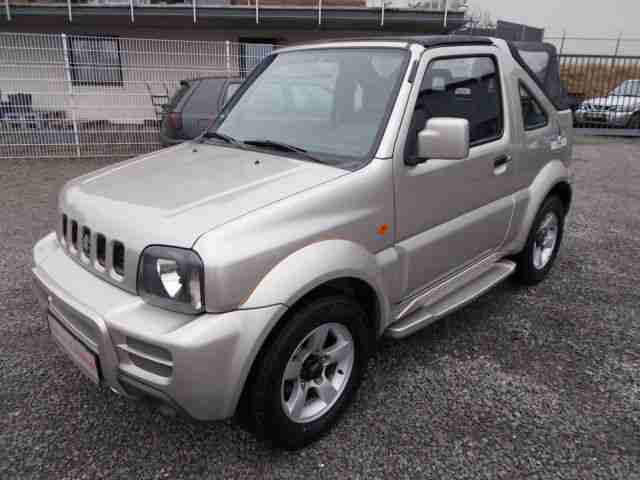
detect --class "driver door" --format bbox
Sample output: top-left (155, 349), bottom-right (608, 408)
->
top-left (394, 47), bottom-right (516, 297)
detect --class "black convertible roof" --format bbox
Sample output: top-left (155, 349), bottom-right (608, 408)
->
top-left (308, 35), bottom-right (572, 111)
top-left (321, 35), bottom-right (494, 48)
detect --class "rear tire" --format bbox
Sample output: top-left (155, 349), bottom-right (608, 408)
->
top-left (249, 295), bottom-right (370, 450)
top-left (515, 195), bottom-right (566, 286)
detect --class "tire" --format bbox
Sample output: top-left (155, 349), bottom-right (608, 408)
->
top-left (514, 195), bottom-right (566, 286)
top-left (249, 295), bottom-right (370, 450)
top-left (627, 113), bottom-right (640, 130)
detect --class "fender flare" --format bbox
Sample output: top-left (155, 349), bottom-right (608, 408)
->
top-left (507, 159), bottom-right (571, 253)
top-left (242, 239), bottom-right (391, 336)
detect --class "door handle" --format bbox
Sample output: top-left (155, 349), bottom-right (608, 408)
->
top-left (493, 155), bottom-right (511, 175)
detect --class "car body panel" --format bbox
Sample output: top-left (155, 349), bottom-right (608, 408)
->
top-left (33, 232), bottom-right (285, 420)
top-left (58, 142), bottom-right (347, 293)
top-left (194, 157), bottom-right (395, 312)
top-left (393, 44), bottom-right (517, 293)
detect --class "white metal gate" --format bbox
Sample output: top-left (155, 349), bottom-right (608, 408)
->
top-left (0, 32), bottom-right (273, 159)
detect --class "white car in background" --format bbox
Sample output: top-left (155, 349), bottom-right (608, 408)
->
top-left (575, 79), bottom-right (640, 129)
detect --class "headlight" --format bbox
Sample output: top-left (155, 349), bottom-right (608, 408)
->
top-left (138, 245), bottom-right (205, 314)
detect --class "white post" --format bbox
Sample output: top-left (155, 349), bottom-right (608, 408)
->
top-left (67, 0), bottom-right (72, 22)
top-left (5, 0), bottom-right (10, 22)
top-left (192, 0), bottom-right (197, 23)
top-left (255, 0), bottom-right (259, 24)
top-left (318, 0), bottom-right (322, 25)
top-left (225, 40), bottom-right (231, 76)
top-left (559, 29), bottom-right (566, 56)
top-left (614, 32), bottom-right (622, 58)
top-left (443, 0), bottom-right (449, 29)
top-left (381, 0), bottom-right (384, 27)
top-left (61, 34), bottom-right (81, 157)
top-left (129, 0), bottom-right (134, 22)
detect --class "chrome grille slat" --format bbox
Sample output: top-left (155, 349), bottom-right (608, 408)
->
top-left (59, 212), bottom-right (125, 283)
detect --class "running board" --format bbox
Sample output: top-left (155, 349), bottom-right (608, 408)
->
top-left (385, 260), bottom-right (516, 339)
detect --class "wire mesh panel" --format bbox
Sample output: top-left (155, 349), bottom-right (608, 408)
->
top-left (559, 54), bottom-right (640, 135)
top-left (0, 32), bottom-right (274, 160)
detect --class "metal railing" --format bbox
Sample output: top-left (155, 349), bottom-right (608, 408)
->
top-left (558, 54), bottom-right (640, 135)
top-left (2, 32), bottom-right (639, 161)
top-left (0, 32), bottom-right (273, 159)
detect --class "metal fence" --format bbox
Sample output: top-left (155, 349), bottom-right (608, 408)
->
top-left (2, 32), bottom-right (640, 161)
top-left (0, 32), bottom-right (273, 159)
top-left (558, 54), bottom-right (640, 135)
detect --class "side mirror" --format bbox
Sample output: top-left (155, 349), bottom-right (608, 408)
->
top-left (407, 117), bottom-right (470, 166)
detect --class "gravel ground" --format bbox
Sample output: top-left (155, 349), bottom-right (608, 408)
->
top-left (1, 139), bottom-right (639, 479)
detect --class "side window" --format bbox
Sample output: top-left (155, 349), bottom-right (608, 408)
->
top-left (519, 83), bottom-right (548, 130)
top-left (405, 55), bottom-right (503, 157)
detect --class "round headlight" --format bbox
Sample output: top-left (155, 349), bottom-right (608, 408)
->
top-left (138, 245), bottom-right (204, 314)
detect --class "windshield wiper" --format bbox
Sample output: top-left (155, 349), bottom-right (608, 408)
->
top-left (243, 139), bottom-right (327, 164)
top-left (199, 130), bottom-right (240, 145)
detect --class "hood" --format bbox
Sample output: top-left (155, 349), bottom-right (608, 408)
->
top-left (60, 142), bottom-right (348, 251)
top-left (583, 95), bottom-right (640, 109)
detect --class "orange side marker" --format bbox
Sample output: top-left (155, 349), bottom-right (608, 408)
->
top-left (377, 224), bottom-right (390, 236)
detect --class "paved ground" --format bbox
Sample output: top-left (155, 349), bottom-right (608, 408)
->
top-left (1, 139), bottom-right (639, 479)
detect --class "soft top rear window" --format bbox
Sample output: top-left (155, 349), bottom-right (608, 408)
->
top-left (509, 41), bottom-right (571, 111)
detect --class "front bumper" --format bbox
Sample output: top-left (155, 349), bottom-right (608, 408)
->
top-left (574, 110), bottom-right (634, 127)
top-left (33, 232), bottom-right (286, 420)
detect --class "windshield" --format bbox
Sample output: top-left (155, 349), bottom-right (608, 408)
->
top-left (211, 48), bottom-right (408, 169)
top-left (612, 80), bottom-right (640, 97)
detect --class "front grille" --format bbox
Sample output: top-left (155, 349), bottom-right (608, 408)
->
top-left (585, 104), bottom-right (614, 112)
top-left (61, 214), bottom-right (68, 241)
top-left (60, 213), bottom-right (126, 282)
top-left (96, 234), bottom-right (106, 268)
top-left (113, 241), bottom-right (125, 276)
top-left (71, 220), bottom-right (78, 249)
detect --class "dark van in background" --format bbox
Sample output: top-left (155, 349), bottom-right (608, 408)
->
top-left (160, 76), bottom-right (242, 146)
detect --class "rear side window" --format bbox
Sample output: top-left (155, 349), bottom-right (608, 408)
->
top-left (410, 55), bottom-right (503, 149)
top-left (167, 81), bottom-right (191, 111)
top-left (224, 83), bottom-right (241, 105)
top-left (519, 83), bottom-right (548, 130)
top-left (183, 78), bottom-right (227, 115)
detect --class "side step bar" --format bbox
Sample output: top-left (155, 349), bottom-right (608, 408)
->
top-left (385, 260), bottom-right (516, 339)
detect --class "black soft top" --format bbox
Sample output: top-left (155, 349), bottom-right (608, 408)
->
top-left (320, 35), bottom-right (494, 49)
top-left (307, 36), bottom-right (572, 111)
top-left (508, 41), bottom-right (571, 111)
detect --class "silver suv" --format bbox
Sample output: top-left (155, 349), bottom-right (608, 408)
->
top-left (33, 36), bottom-right (573, 449)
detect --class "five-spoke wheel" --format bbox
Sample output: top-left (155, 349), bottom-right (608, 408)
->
top-left (281, 323), bottom-right (355, 423)
top-left (248, 295), bottom-right (370, 450)
top-left (515, 195), bottom-right (566, 285)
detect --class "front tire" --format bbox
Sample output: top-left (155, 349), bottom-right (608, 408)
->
top-left (249, 295), bottom-right (370, 450)
top-left (515, 195), bottom-right (566, 285)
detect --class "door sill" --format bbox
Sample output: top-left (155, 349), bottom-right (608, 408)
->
top-left (386, 258), bottom-right (515, 339)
